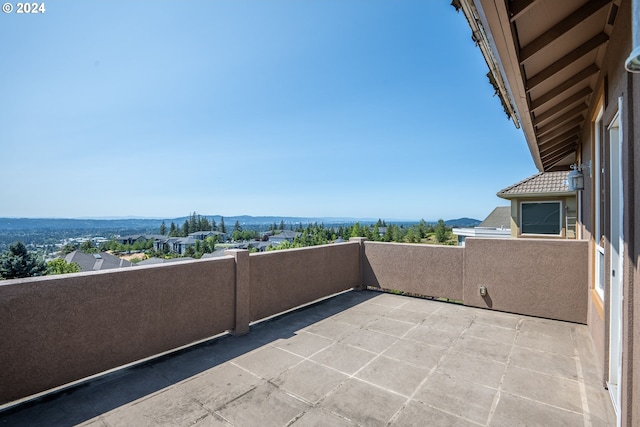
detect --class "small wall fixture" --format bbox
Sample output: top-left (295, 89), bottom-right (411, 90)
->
top-left (479, 286), bottom-right (487, 297)
top-left (568, 161), bottom-right (591, 191)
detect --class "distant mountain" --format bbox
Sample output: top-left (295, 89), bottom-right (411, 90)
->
top-left (445, 217), bottom-right (481, 227)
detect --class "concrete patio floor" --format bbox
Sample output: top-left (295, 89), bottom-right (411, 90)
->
top-left (0, 290), bottom-right (616, 426)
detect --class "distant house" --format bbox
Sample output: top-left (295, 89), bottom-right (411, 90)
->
top-left (187, 231), bottom-right (227, 242)
top-left (117, 234), bottom-right (165, 246)
top-left (64, 251), bottom-right (131, 271)
top-left (452, 206), bottom-right (511, 246)
top-left (171, 237), bottom-right (199, 255)
top-left (497, 171), bottom-right (577, 239)
top-left (269, 230), bottom-right (300, 244)
top-left (135, 257), bottom-right (195, 266)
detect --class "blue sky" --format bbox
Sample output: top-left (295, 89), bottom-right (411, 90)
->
top-left (1, 0), bottom-right (537, 221)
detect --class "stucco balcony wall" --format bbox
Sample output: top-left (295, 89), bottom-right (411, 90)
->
top-left (463, 238), bottom-right (588, 324)
top-left (0, 238), bottom-right (589, 408)
top-left (363, 241), bottom-right (464, 300)
top-left (249, 242), bottom-right (360, 321)
top-left (0, 257), bottom-right (237, 405)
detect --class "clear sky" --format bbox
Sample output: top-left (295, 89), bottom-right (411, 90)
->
top-left (1, 0), bottom-right (537, 221)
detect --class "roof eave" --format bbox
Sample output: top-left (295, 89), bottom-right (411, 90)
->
top-left (460, 0), bottom-right (543, 171)
top-left (497, 191), bottom-right (576, 200)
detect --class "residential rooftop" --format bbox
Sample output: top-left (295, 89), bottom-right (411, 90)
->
top-left (497, 171), bottom-right (571, 199)
top-left (0, 290), bottom-right (614, 426)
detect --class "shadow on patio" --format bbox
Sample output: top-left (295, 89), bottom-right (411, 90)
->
top-left (0, 290), bottom-right (615, 426)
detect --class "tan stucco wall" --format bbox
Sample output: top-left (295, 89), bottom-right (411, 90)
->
top-left (463, 238), bottom-right (588, 323)
top-left (249, 242), bottom-right (360, 321)
top-left (0, 257), bottom-right (236, 405)
top-left (363, 241), bottom-right (464, 300)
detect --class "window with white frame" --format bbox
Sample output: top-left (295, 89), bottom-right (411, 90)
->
top-left (520, 201), bottom-right (562, 235)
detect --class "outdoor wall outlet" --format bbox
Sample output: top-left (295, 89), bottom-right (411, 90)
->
top-left (479, 286), bottom-right (487, 297)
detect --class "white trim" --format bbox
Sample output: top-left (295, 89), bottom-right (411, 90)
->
top-left (594, 105), bottom-right (605, 301)
top-left (607, 101), bottom-right (623, 426)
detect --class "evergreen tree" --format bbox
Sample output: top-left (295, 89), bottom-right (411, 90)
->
top-left (233, 220), bottom-right (242, 232)
top-left (159, 221), bottom-right (167, 235)
top-left (279, 220), bottom-right (285, 231)
top-left (169, 222), bottom-right (178, 237)
top-left (211, 218), bottom-right (217, 231)
top-left (435, 219), bottom-right (448, 243)
top-left (0, 241), bottom-right (47, 279)
top-left (220, 216), bottom-right (226, 233)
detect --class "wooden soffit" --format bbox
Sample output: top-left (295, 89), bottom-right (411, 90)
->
top-left (506, 0), bottom-right (617, 170)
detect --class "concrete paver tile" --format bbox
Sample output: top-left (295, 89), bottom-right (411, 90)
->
top-left (501, 365), bottom-right (583, 413)
top-left (518, 318), bottom-right (575, 341)
top-left (584, 384), bottom-right (617, 426)
top-left (396, 298), bottom-right (442, 315)
top-left (436, 350), bottom-right (506, 388)
top-left (414, 371), bottom-right (497, 425)
top-left (514, 332), bottom-right (576, 358)
top-left (366, 293), bottom-right (410, 308)
top-left (382, 338), bottom-right (446, 370)
top-left (473, 311), bottom-right (522, 330)
top-left (178, 363), bottom-right (261, 412)
top-left (232, 345), bottom-right (304, 380)
top-left (302, 320), bottom-right (359, 340)
top-left (355, 355), bottom-right (430, 397)
top-left (463, 322), bottom-right (517, 346)
top-left (101, 386), bottom-right (207, 427)
top-left (290, 408), bottom-right (356, 426)
top-left (310, 343), bottom-right (377, 375)
top-left (403, 325), bottom-right (457, 348)
top-left (320, 379), bottom-right (406, 427)
top-left (393, 400), bottom-right (480, 427)
top-left (216, 383), bottom-right (308, 427)
top-left (452, 334), bottom-right (512, 363)
top-left (384, 308), bottom-right (430, 324)
top-left (423, 312), bottom-right (474, 334)
top-left (338, 328), bottom-right (399, 353)
top-left (272, 361), bottom-right (348, 404)
top-left (332, 308), bottom-right (381, 327)
top-left (365, 317), bottom-right (416, 337)
top-left (490, 392), bottom-right (584, 427)
top-left (509, 346), bottom-right (577, 379)
top-left (272, 332), bottom-right (333, 358)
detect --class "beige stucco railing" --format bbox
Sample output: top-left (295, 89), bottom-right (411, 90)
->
top-left (0, 238), bottom-right (587, 405)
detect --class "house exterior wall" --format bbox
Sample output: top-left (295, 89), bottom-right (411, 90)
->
top-left (575, 1), bottom-right (638, 423)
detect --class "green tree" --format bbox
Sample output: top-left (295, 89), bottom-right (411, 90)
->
top-left (233, 220), bottom-right (242, 233)
top-left (183, 245), bottom-right (196, 257)
top-left (159, 221), bottom-right (167, 235)
top-left (169, 221), bottom-right (178, 237)
top-left (60, 243), bottom-right (78, 255)
top-left (219, 216), bottom-right (226, 233)
top-left (47, 258), bottom-right (80, 275)
top-left (435, 219), bottom-right (448, 243)
top-left (80, 240), bottom-right (98, 253)
top-left (0, 241), bottom-right (47, 280)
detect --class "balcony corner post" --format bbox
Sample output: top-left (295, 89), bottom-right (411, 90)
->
top-left (349, 237), bottom-right (368, 290)
top-left (225, 249), bottom-right (251, 336)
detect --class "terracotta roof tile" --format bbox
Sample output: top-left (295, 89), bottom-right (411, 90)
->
top-left (497, 171), bottom-right (571, 198)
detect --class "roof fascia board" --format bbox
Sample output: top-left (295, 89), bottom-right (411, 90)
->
top-left (470, 0), bottom-right (543, 171)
